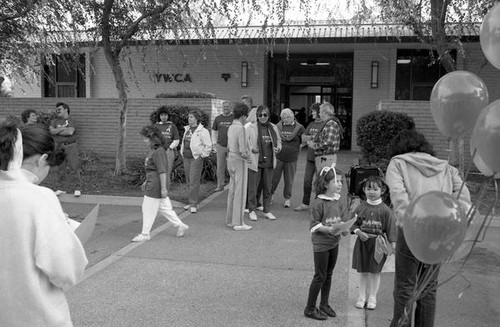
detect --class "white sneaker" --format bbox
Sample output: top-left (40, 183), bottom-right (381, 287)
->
top-left (54, 190), bottom-right (65, 196)
top-left (294, 204), bottom-right (310, 212)
top-left (284, 199), bottom-right (291, 208)
top-left (355, 298), bottom-right (366, 309)
top-left (244, 209), bottom-right (250, 213)
top-left (190, 207), bottom-right (197, 213)
top-left (132, 234), bottom-right (150, 242)
top-left (74, 190), bottom-right (81, 197)
top-left (264, 212), bottom-right (277, 220)
top-left (233, 224), bottom-right (252, 231)
top-left (176, 224), bottom-right (189, 237)
top-left (256, 206), bottom-right (264, 211)
top-left (367, 299), bottom-right (377, 310)
top-left (183, 204), bottom-right (190, 210)
top-left (249, 211), bottom-right (258, 221)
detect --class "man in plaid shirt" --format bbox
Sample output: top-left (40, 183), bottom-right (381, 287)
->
top-left (307, 102), bottom-right (342, 161)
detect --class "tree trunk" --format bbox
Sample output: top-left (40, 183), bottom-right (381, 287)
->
top-left (103, 48), bottom-right (129, 175)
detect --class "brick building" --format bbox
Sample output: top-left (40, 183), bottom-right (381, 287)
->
top-left (3, 24), bottom-right (499, 162)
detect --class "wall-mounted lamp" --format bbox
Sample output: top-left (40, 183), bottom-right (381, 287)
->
top-left (371, 61), bottom-right (379, 88)
top-left (241, 61), bottom-right (248, 87)
top-left (221, 73), bottom-right (231, 82)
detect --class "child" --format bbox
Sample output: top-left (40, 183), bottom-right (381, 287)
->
top-left (132, 125), bottom-right (189, 242)
top-left (304, 165), bottom-right (351, 320)
top-left (351, 176), bottom-right (396, 310)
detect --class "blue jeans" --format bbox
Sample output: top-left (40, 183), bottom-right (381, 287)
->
top-left (183, 156), bottom-right (203, 206)
top-left (390, 228), bottom-right (440, 327)
top-left (247, 167), bottom-right (273, 213)
top-left (306, 246), bottom-right (339, 309)
top-left (301, 160), bottom-right (316, 205)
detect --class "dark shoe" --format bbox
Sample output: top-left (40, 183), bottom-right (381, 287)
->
top-left (304, 307), bottom-right (328, 320)
top-left (319, 304), bottom-right (337, 317)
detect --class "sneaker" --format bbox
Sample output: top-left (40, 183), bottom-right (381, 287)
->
top-left (74, 190), bottom-right (81, 197)
top-left (355, 298), bottom-right (366, 309)
top-left (244, 209), bottom-right (250, 213)
top-left (319, 304), bottom-right (337, 317)
top-left (264, 212), bottom-right (277, 220)
top-left (304, 307), bottom-right (327, 320)
top-left (367, 299), bottom-right (377, 310)
top-left (183, 204), bottom-right (190, 210)
top-left (233, 224), bottom-right (252, 231)
top-left (132, 234), bottom-right (150, 242)
top-left (190, 207), bottom-right (197, 213)
top-left (294, 203), bottom-right (310, 212)
top-left (256, 206), bottom-right (264, 211)
top-left (249, 211), bottom-right (258, 221)
top-left (176, 224), bottom-right (189, 237)
top-left (284, 199), bottom-right (291, 208)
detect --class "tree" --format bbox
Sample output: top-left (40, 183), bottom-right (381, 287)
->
top-left (78, 0), bottom-right (315, 175)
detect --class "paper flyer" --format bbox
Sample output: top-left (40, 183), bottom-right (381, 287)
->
top-left (74, 204), bottom-right (99, 244)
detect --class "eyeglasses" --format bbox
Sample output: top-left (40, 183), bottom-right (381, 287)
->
top-left (258, 114), bottom-right (268, 117)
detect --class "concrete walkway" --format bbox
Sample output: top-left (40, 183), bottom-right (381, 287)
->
top-left (64, 150), bottom-right (500, 327)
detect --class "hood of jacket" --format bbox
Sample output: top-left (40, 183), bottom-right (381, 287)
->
top-left (391, 152), bottom-right (448, 178)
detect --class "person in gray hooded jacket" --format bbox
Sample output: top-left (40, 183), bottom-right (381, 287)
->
top-left (385, 129), bottom-right (470, 327)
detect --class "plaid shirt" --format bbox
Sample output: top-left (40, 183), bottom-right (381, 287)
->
top-left (312, 119), bottom-right (340, 156)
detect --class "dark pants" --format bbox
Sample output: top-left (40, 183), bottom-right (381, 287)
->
top-left (390, 228), bottom-right (440, 327)
top-left (248, 167), bottom-right (273, 213)
top-left (306, 246), bottom-right (339, 309)
top-left (301, 160), bottom-right (316, 205)
top-left (271, 159), bottom-right (297, 200)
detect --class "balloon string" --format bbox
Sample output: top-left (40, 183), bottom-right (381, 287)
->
top-left (457, 147), bottom-right (477, 202)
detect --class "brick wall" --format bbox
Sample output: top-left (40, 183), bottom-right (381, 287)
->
top-left (378, 100), bottom-right (474, 167)
top-left (0, 98), bottom-right (224, 162)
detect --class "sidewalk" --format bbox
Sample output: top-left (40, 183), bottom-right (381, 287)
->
top-left (63, 150), bottom-right (500, 327)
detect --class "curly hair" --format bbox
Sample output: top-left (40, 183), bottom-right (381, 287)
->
top-left (232, 101), bottom-right (249, 119)
top-left (156, 105), bottom-right (170, 118)
top-left (310, 103), bottom-right (320, 113)
top-left (315, 167), bottom-right (343, 196)
top-left (140, 125), bottom-right (164, 149)
top-left (188, 108), bottom-right (203, 123)
top-left (388, 129), bottom-right (435, 158)
top-left (21, 109), bottom-right (37, 123)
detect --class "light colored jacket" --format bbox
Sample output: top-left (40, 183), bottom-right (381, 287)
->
top-left (385, 152), bottom-right (471, 227)
top-left (245, 122), bottom-right (281, 171)
top-left (181, 123), bottom-right (212, 159)
top-left (0, 170), bottom-right (88, 327)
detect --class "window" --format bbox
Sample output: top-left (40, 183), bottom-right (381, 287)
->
top-left (395, 49), bottom-right (455, 100)
top-left (42, 54), bottom-right (86, 97)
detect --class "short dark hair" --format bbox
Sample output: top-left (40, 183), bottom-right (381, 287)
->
top-left (156, 105), bottom-right (170, 117)
top-left (21, 124), bottom-right (65, 166)
top-left (315, 167), bottom-right (343, 196)
top-left (310, 103), bottom-right (320, 113)
top-left (360, 175), bottom-right (388, 194)
top-left (256, 105), bottom-right (270, 116)
top-left (232, 101), bottom-right (249, 119)
top-left (389, 129), bottom-right (435, 157)
top-left (140, 125), bottom-right (164, 149)
top-left (188, 109), bottom-right (203, 123)
top-left (55, 102), bottom-right (70, 114)
top-left (21, 109), bottom-right (36, 123)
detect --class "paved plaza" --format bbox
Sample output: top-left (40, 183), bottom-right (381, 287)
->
top-left (62, 151), bottom-right (500, 327)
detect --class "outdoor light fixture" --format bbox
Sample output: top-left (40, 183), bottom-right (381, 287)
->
top-left (221, 73), bottom-right (231, 82)
top-left (371, 61), bottom-right (379, 88)
top-left (241, 62), bottom-right (248, 87)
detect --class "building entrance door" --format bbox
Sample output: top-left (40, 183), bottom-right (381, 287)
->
top-left (268, 54), bottom-right (353, 150)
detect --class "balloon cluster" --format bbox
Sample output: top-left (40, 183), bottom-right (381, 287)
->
top-left (404, 2), bottom-right (500, 266)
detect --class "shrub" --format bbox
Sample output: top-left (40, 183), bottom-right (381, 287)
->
top-left (156, 91), bottom-right (216, 99)
top-left (149, 105), bottom-right (210, 133)
top-left (356, 110), bottom-right (415, 170)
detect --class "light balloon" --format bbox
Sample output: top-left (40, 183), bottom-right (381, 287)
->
top-left (470, 99), bottom-right (500, 173)
top-left (430, 71), bottom-right (489, 139)
top-left (403, 191), bottom-right (467, 264)
top-left (449, 212), bottom-right (482, 262)
top-left (480, 2), bottom-right (500, 70)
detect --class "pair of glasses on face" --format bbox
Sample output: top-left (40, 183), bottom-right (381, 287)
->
top-left (258, 113), bottom-right (268, 117)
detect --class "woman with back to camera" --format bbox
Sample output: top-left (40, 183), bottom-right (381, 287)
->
top-left (0, 123), bottom-right (88, 327)
top-left (385, 129), bottom-right (470, 327)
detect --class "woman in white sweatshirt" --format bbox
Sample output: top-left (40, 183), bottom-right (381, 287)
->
top-left (0, 123), bottom-right (88, 327)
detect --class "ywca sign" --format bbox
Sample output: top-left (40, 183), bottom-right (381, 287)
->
top-left (154, 73), bottom-right (192, 83)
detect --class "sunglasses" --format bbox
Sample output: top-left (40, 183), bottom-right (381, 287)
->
top-left (258, 113), bottom-right (268, 117)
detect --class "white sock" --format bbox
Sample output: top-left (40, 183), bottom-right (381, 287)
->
top-left (367, 273), bottom-right (381, 301)
top-left (358, 273), bottom-right (368, 300)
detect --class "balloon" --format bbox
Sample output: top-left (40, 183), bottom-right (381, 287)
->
top-left (430, 71), bottom-right (489, 139)
top-left (480, 2), bottom-right (500, 70)
top-left (470, 99), bottom-right (500, 173)
top-left (403, 191), bottom-right (467, 264)
top-left (449, 212), bottom-right (482, 262)
top-left (470, 137), bottom-right (500, 177)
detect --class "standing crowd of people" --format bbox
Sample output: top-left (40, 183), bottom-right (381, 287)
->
top-left (0, 97), bottom-right (470, 327)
